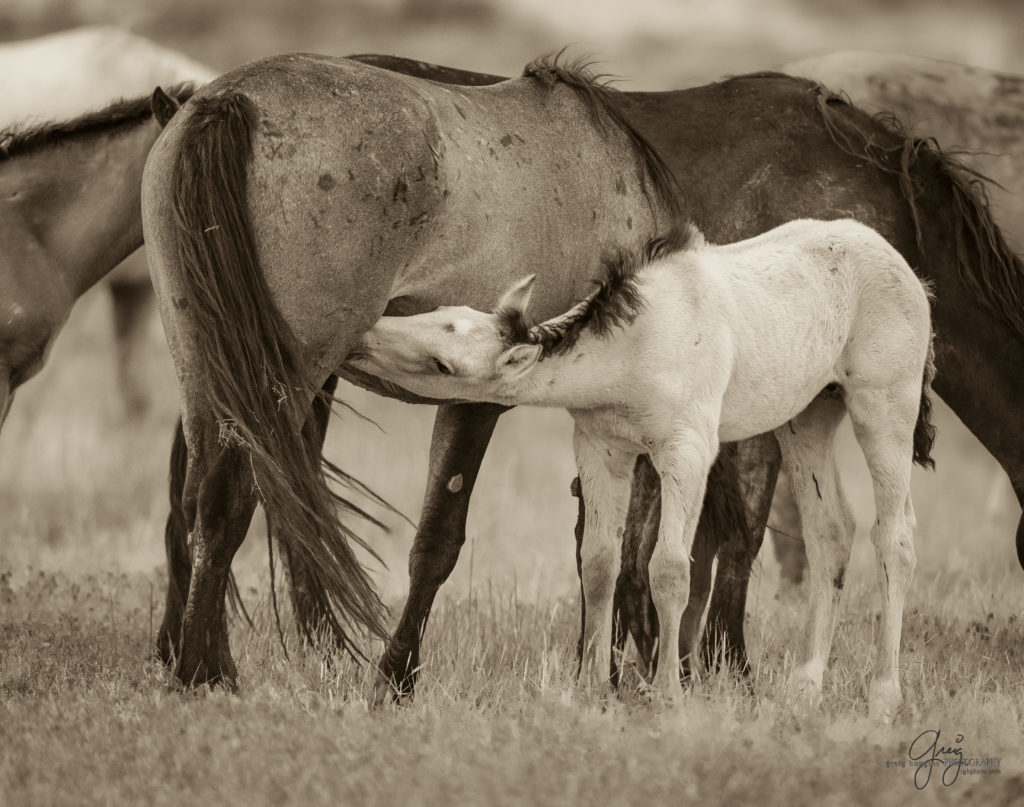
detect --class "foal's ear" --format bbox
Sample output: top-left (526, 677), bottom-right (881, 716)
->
top-left (151, 87), bottom-right (181, 127)
top-left (496, 275), bottom-right (536, 316)
top-left (498, 342), bottom-right (542, 377)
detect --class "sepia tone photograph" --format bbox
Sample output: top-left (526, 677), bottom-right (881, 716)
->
top-left (1, 0), bottom-right (1021, 804)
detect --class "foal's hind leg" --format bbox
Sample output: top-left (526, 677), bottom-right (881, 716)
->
top-left (774, 397), bottom-right (855, 706)
top-left (846, 385), bottom-right (919, 723)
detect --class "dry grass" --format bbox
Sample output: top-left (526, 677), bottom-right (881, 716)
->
top-left (2, 1), bottom-right (1024, 804)
top-left (2, 248), bottom-right (1023, 807)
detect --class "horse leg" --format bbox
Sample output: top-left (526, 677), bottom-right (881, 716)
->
top-left (156, 418), bottom-right (190, 666)
top-left (603, 446), bottom-right (752, 684)
top-left (373, 402), bottom-right (507, 702)
top-left (769, 469), bottom-right (807, 587)
top-left (703, 432), bottom-right (780, 675)
top-left (174, 416), bottom-right (258, 689)
top-left (774, 397), bottom-right (854, 708)
top-left (107, 277), bottom-right (155, 418)
top-left (610, 455), bottom-right (661, 683)
top-left (574, 425), bottom-right (635, 690)
top-left (648, 426), bottom-right (717, 702)
top-left (846, 386), bottom-right (919, 723)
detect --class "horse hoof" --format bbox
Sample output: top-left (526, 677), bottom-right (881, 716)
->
top-left (787, 666), bottom-right (822, 706)
top-left (173, 656), bottom-right (237, 692)
top-left (868, 679), bottom-right (901, 724)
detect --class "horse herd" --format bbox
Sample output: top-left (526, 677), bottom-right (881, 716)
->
top-left (3, 27), bottom-right (1023, 723)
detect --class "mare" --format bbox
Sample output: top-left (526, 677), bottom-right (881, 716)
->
top-left (0, 84), bottom-right (197, 427)
top-left (764, 52), bottom-right (1024, 586)
top-left (352, 218), bottom-right (936, 721)
top-left (145, 52), bottom-right (1024, 698)
top-left (0, 26), bottom-right (217, 415)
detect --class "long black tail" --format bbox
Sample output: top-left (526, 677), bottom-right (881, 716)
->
top-left (168, 90), bottom-right (387, 654)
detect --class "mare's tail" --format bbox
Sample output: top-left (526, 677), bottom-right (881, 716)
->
top-left (168, 90), bottom-right (387, 654)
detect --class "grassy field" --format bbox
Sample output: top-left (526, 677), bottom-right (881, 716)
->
top-left (2, 0), bottom-right (1024, 804)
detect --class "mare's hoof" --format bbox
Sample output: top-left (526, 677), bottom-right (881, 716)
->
top-left (173, 655), bottom-right (238, 693)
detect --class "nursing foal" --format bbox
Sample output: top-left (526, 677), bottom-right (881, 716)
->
top-left (353, 219), bottom-right (935, 721)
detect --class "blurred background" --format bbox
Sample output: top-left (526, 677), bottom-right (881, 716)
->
top-left (1, 0), bottom-right (1022, 611)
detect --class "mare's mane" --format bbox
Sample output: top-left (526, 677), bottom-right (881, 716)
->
top-left (0, 81), bottom-right (197, 162)
top-left (501, 223), bottom-right (703, 357)
top-left (523, 53), bottom-right (681, 218)
top-left (801, 77), bottom-right (1024, 347)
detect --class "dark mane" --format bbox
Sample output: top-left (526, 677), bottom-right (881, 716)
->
top-left (521, 222), bottom-right (703, 356)
top-left (812, 83), bottom-right (1024, 347)
top-left (523, 52), bottom-right (681, 218)
top-left (0, 82), bottom-right (198, 162)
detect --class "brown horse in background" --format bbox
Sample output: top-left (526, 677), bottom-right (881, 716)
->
top-left (0, 84), bottom-right (197, 427)
top-left (0, 26), bottom-right (217, 416)
top-left (148, 51), bottom-right (1024, 699)
top-left (764, 52), bottom-right (1024, 587)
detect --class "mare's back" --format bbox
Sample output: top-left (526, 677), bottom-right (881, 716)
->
top-left (177, 54), bottom-right (669, 333)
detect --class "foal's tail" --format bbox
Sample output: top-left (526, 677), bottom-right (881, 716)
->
top-left (913, 335), bottom-right (937, 470)
top-left (167, 90), bottom-right (387, 654)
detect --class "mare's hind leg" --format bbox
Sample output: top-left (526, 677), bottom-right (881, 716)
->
top-left (575, 425), bottom-right (635, 690)
top-left (374, 402), bottom-right (507, 702)
top-left (846, 385), bottom-right (919, 723)
top-left (157, 419), bottom-right (190, 666)
top-left (174, 416), bottom-right (258, 689)
top-left (108, 278), bottom-right (155, 418)
top-left (157, 377), bottom-right (340, 666)
top-left (774, 396), bottom-right (855, 705)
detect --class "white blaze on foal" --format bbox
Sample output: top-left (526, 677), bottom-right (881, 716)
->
top-left (353, 219), bottom-right (935, 720)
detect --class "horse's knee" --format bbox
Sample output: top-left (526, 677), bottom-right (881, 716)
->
top-left (649, 544), bottom-right (691, 609)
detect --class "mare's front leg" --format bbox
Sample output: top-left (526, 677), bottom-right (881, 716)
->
top-left (574, 425), bottom-right (636, 690)
top-left (374, 402), bottom-right (508, 702)
top-left (648, 425), bottom-right (718, 701)
top-left (174, 416), bottom-right (258, 689)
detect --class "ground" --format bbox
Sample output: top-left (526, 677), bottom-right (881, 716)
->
top-left (2, 0), bottom-right (1023, 804)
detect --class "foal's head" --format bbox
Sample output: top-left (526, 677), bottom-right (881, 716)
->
top-left (351, 276), bottom-right (544, 402)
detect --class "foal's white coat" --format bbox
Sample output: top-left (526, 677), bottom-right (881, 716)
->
top-left (354, 219), bottom-right (933, 721)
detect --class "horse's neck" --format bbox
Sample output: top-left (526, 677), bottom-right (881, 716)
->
top-left (507, 312), bottom-right (647, 410)
top-left (2, 119), bottom-right (160, 297)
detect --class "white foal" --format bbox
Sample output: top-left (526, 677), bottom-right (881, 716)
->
top-left (353, 219), bottom-right (935, 720)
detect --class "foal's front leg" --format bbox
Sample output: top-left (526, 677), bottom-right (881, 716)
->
top-left (648, 426), bottom-right (718, 701)
top-left (574, 425), bottom-right (636, 689)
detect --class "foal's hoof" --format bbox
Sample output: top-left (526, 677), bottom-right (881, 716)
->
top-left (787, 666), bottom-right (822, 710)
top-left (868, 679), bottom-right (901, 724)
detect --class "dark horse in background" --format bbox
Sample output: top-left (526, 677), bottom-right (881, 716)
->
top-left (144, 50), bottom-right (1024, 698)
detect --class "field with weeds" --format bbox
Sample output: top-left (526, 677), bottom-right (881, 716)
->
top-left (2, 0), bottom-right (1024, 804)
